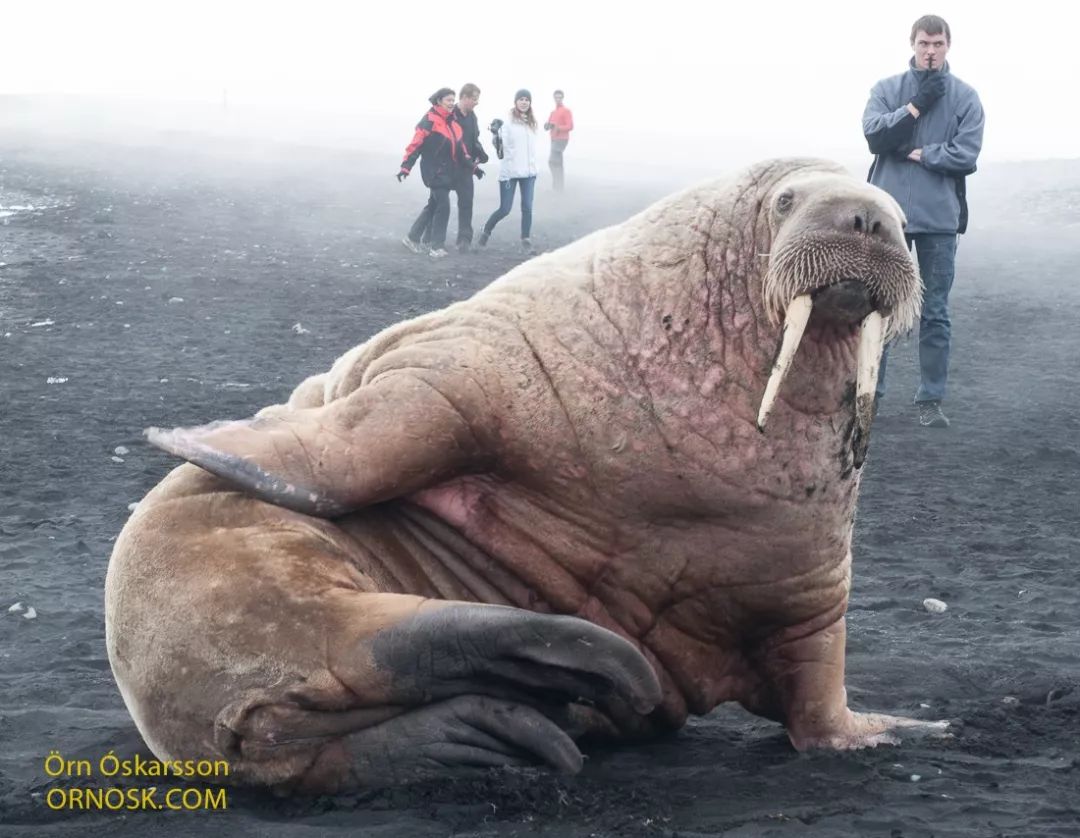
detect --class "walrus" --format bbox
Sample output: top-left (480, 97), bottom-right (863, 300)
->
top-left (106, 158), bottom-right (943, 795)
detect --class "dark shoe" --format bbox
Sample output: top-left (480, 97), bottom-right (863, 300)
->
top-left (477, 231), bottom-right (490, 247)
top-left (401, 236), bottom-right (424, 254)
top-left (456, 241), bottom-right (473, 254)
top-left (918, 400), bottom-right (950, 428)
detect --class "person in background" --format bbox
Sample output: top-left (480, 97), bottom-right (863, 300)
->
top-left (543, 89), bottom-right (574, 192)
top-left (398, 87), bottom-right (483, 259)
top-left (862, 14), bottom-right (984, 428)
top-left (421, 83), bottom-right (489, 252)
top-left (478, 89), bottom-right (539, 254)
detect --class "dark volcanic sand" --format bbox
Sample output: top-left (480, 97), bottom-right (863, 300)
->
top-left (1, 136), bottom-right (1078, 838)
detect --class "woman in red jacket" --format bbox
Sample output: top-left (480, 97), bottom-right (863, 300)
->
top-left (397, 88), bottom-right (482, 258)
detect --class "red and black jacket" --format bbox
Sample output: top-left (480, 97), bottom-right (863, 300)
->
top-left (400, 105), bottom-right (473, 189)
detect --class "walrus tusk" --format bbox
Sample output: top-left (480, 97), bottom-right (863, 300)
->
top-left (851, 311), bottom-right (887, 468)
top-left (756, 294), bottom-right (813, 431)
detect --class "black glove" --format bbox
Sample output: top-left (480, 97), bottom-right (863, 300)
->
top-left (910, 71), bottom-right (946, 113)
top-left (543, 122), bottom-right (553, 131)
top-left (474, 167), bottom-right (485, 180)
top-left (396, 169), bottom-right (409, 182)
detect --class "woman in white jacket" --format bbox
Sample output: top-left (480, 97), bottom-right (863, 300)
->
top-left (478, 89), bottom-right (539, 253)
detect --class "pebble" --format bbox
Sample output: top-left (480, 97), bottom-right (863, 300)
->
top-left (8, 602), bottom-right (23, 613)
top-left (1002, 696), bottom-right (1020, 706)
top-left (23, 607), bottom-right (37, 620)
top-left (114, 446), bottom-right (129, 456)
top-left (127, 502), bottom-right (140, 512)
top-left (167, 297), bottom-right (184, 304)
top-left (923, 598), bottom-right (948, 614)
top-left (291, 323), bottom-right (310, 334)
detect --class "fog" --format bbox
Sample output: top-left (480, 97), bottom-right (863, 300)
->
top-left (3, 0), bottom-right (1079, 182)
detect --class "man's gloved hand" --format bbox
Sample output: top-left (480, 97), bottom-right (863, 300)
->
top-left (396, 169), bottom-right (409, 182)
top-left (543, 122), bottom-right (553, 131)
top-left (911, 71), bottom-right (947, 113)
top-left (474, 167), bottom-right (485, 180)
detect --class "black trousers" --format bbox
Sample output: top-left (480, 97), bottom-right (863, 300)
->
top-left (408, 187), bottom-right (451, 249)
top-left (418, 170), bottom-right (474, 246)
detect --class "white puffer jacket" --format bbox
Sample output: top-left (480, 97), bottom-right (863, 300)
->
top-left (498, 117), bottom-right (540, 180)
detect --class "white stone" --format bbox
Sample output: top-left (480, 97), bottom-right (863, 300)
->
top-left (46, 377), bottom-right (69, 384)
top-left (127, 502), bottom-right (140, 512)
top-left (23, 607), bottom-right (37, 619)
top-left (8, 602), bottom-right (23, 613)
top-left (291, 323), bottom-right (310, 334)
top-left (1002, 696), bottom-right (1020, 706)
top-left (167, 297), bottom-right (184, 304)
top-left (923, 598), bottom-right (948, 614)
top-left (910, 774), bottom-right (921, 782)
top-left (114, 446), bottom-right (129, 456)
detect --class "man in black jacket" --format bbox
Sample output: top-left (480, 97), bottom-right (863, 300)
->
top-left (421, 83), bottom-right (489, 252)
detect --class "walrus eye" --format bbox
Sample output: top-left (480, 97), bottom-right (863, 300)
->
top-left (776, 191), bottom-right (794, 215)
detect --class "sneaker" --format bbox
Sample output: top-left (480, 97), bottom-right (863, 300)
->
top-left (917, 400), bottom-right (950, 428)
top-left (477, 231), bottom-right (490, 247)
top-left (521, 238), bottom-right (535, 254)
top-left (401, 236), bottom-right (423, 254)
top-left (428, 247), bottom-right (449, 259)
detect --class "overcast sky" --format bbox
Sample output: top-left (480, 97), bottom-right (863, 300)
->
top-left (5, 1), bottom-right (1078, 172)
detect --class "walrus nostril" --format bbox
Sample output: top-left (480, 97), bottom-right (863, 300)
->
top-left (852, 211), bottom-right (888, 239)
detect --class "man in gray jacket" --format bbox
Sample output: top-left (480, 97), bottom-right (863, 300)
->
top-left (863, 14), bottom-right (985, 428)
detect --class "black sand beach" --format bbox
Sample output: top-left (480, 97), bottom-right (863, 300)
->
top-left (1, 134), bottom-right (1078, 837)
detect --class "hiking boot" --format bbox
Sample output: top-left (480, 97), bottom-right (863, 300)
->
top-left (428, 247), bottom-right (450, 259)
top-left (917, 400), bottom-right (950, 428)
top-left (401, 236), bottom-right (424, 254)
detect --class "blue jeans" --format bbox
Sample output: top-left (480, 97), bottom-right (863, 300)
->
top-left (484, 176), bottom-right (536, 239)
top-left (876, 233), bottom-right (958, 403)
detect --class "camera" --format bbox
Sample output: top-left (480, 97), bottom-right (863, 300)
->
top-left (489, 119), bottom-right (504, 159)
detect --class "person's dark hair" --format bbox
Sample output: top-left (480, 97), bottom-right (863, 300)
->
top-left (459, 83), bottom-right (480, 99)
top-left (428, 87), bottom-right (455, 106)
top-left (910, 14), bottom-right (951, 45)
top-left (553, 89), bottom-right (564, 96)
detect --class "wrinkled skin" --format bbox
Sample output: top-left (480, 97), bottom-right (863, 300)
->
top-left (106, 158), bottom-right (944, 795)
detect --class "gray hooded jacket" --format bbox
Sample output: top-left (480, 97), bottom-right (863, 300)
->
top-left (862, 59), bottom-right (985, 234)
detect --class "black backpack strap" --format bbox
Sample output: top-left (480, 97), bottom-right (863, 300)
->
top-left (955, 175), bottom-right (969, 235)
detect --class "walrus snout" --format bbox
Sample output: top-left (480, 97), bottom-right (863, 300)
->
top-left (832, 202), bottom-right (907, 250)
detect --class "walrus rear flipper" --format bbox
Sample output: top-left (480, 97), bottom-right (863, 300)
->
top-left (146, 373), bottom-right (490, 517)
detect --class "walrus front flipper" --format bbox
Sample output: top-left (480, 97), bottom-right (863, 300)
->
top-left (147, 374), bottom-right (489, 517)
